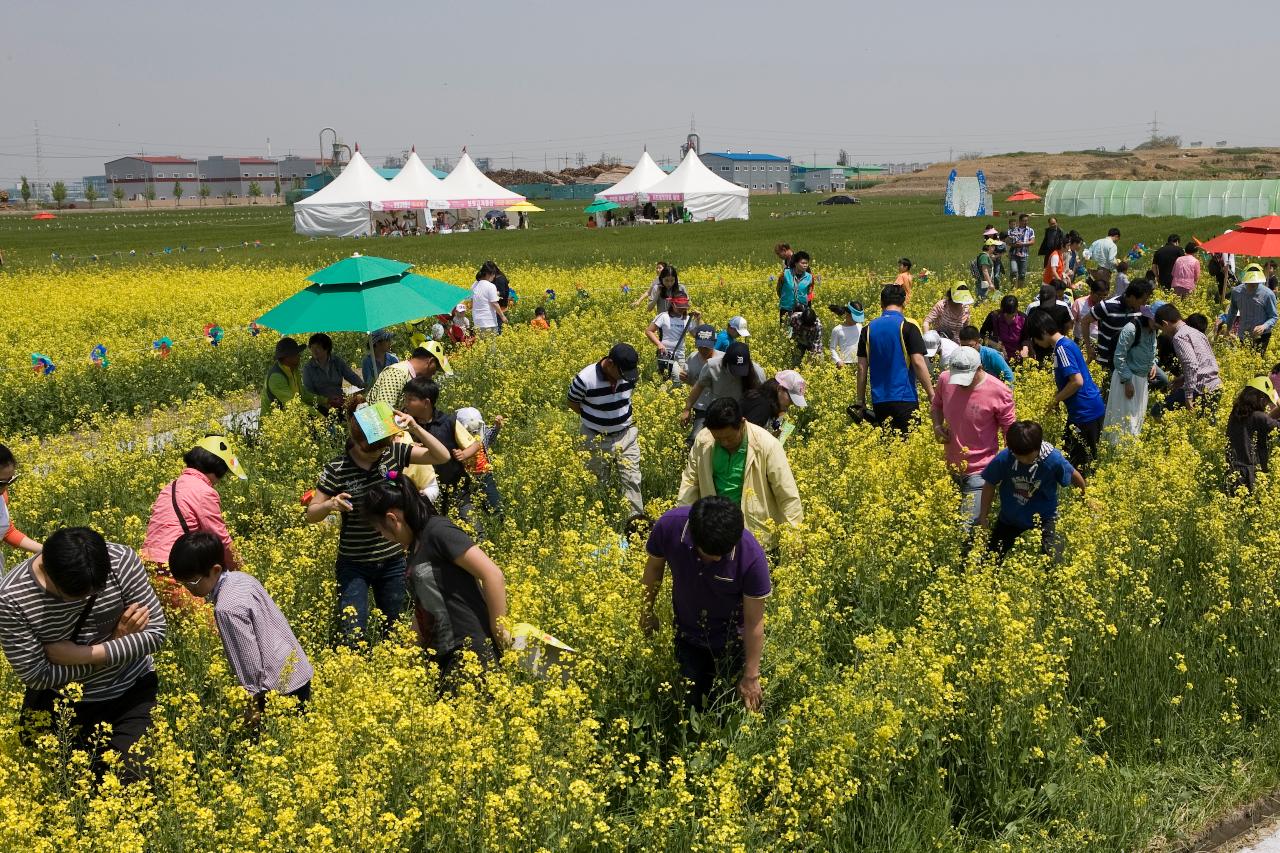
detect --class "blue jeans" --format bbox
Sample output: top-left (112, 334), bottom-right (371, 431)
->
top-left (1011, 255), bottom-right (1029, 281)
top-left (953, 472), bottom-right (985, 526)
top-left (335, 554), bottom-right (408, 639)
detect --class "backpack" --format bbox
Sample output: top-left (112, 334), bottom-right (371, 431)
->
top-left (970, 255), bottom-right (983, 284)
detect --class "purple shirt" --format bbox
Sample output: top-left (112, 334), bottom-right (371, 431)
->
top-left (646, 505), bottom-right (771, 650)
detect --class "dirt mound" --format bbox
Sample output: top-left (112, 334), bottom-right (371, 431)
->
top-left (860, 147), bottom-right (1280, 197)
top-left (485, 161), bottom-right (623, 186)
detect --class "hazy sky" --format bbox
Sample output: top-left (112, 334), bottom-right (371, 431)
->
top-left (4, 0), bottom-right (1278, 185)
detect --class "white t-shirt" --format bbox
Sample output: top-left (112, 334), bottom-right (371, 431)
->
top-left (471, 280), bottom-right (500, 329)
top-left (652, 312), bottom-right (692, 359)
top-left (829, 322), bottom-right (863, 364)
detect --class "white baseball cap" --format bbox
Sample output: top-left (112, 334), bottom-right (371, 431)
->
top-left (946, 346), bottom-right (981, 387)
top-left (728, 316), bottom-right (750, 337)
top-left (923, 330), bottom-right (942, 357)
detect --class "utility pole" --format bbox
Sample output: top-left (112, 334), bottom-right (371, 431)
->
top-left (34, 121), bottom-right (44, 202)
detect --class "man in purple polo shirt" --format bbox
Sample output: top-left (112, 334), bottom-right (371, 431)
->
top-left (640, 496), bottom-right (771, 711)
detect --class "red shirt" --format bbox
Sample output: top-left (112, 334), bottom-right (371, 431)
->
top-left (142, 468), bottom-right (235, 567)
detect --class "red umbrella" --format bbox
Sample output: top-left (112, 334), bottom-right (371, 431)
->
top-left (1198, 215), bottom-right (1280, 257)
top-left (1006, 189), bottom-right (1042, 202)
top-left (31, 212), bottom-right (56, 220)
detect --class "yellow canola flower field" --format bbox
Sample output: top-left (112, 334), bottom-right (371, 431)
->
top-left (2, 263), bottom-right (1280, 850)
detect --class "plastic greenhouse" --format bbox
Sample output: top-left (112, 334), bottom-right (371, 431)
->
top-left (1045, 180), bottom-right (1280, 218)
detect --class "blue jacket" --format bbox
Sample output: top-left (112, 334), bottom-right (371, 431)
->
top-left (979, 345), bottom-right (1015, 385)
top-left (777, 269), bottom-right (812, 313)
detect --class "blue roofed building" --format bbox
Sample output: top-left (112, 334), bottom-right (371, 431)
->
top-left (700, 152), bottom-right (791, 192)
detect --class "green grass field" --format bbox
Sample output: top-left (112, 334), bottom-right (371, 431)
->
top-left (0, 195), bottom-right (1242, 283)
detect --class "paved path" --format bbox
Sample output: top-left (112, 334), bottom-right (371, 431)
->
top-left (1232, 818), bottom-right (1280, 852)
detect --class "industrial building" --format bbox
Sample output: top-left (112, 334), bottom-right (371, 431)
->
top-left (791, 164), bottom-right (848, 193)
top-left (700, 152), bottom-right (792, 192)
top-left (198, 156), bottom-right (280, 197)
top-left (104, 156), bottom-right (200, 200)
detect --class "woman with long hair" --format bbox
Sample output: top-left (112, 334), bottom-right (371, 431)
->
top-left (634, 262), bottom-right (684, 314)
top-left (306, 397), bottom-right (450, 639)
top-left (364, 473), bottom-right (510, 675)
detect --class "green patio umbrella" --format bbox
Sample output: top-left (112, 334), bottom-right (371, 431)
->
top-left (306, 254), bottom-right (413, 286)
top-left (584, 199), bottom-right (621, 214)
top-left (256, 272), bottom-right (472, 334)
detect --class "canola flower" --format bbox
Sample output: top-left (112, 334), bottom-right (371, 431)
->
top-left (0, 262), bottom-right (1278, 850)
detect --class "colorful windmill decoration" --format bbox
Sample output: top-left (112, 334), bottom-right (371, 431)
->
top-left (621, 284), bottom-right (631, 295)
top-left (30, 354), bottom-right (55, 375)
top-left (90, 344), bottom-right (109, 368)
top-left (545, 289), bottom-right (556, 300)
top-left (153, 337), bottom-right (173, 357)
top-left (1127, 243), bottom-right (1148, 262)
top-left (204, 324), bottom-right (225, 346)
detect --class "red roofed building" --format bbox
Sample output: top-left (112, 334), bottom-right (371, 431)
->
top-left (105, 155), bottom-right (201, 201)
top-left (198, 156), bottom-right (281, 199)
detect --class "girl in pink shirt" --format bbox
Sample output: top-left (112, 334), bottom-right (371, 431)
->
top-left (143, 437), bottom-right (246, 572)
top-left (1171, 245), bottom-right (1202, 296)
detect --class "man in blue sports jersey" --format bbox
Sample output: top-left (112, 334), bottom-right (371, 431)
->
top-left (852, 284), bottom-right (935, 435)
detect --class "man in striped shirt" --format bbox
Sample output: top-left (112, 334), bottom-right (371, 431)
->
top-left (1090, 278), bottom-right (1154, 368)
top-left (0, 528), bottom-right (166, 781)
top-left (568, 343), bottom-right (644, 516)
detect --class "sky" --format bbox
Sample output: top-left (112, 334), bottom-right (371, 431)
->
top-left (4, 0), bottom-right (1279, 187)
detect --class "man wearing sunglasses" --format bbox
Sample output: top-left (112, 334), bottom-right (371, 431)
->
top-left (0, 527), bottom-right (166, 782)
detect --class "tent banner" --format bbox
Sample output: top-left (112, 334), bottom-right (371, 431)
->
top-left (372, 199), bottom-right (431, 211)
top-left (438, 197), bottom-right (528, 210)
top-left (643, 192), bottom-right (686, 202)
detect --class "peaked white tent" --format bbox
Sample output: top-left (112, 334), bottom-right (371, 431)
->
top-left (597, 151), bottom-right (668, 205)
top-left (639, 149), bottom-right (749, 221)
top-left (433, 152), bottom-right (525, 209)
top-left (294, 150), bottom-right (394, 237)
top-left (377, 149), bottom-right (446, 212)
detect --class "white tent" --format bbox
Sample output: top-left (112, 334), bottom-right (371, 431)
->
top-left (433, 152), bottom-right (525, 209)
top-left (597, 150), bottom-right (668, 205)
top-left (377, 149), bottom-right (445, 212)
top-left (639, 149), bottom-right (749, 222)
top-left (293, 150), bottom-right (394, 237)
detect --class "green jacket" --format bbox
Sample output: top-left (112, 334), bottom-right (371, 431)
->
top-left (261, 362), bottom-right (318, 411)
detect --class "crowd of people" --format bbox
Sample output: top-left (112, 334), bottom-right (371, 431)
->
top-left (4, 223), bottom-right (1280, 782)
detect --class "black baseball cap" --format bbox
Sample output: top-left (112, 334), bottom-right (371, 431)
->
top-left (274, 337), bottom-right (306, 359)
top-left (694, 324), bottom-right (716, 345)
top-left (607, 343), bottom-right (639, 381)
top-left (724, 341), bottom-right (751, 377)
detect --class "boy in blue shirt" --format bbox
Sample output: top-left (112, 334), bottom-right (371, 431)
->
top-left (978, 420), bottom-right (1086, 561)
top-left (1030, 311), bottom-right (1106, 471)
top-left (959, 325), bottom-right (1015, 385)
